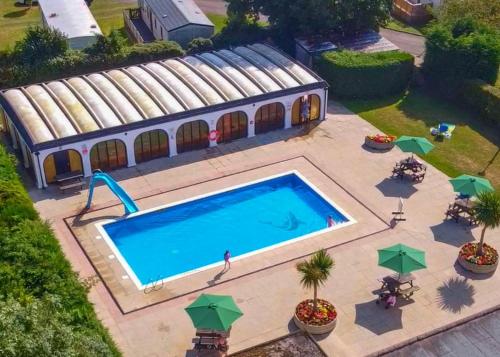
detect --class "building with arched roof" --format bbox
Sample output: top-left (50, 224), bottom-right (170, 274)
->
top-left (0, 44), bottom-right (328, 189)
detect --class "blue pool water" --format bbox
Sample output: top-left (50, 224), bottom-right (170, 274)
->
top-left (102, 173), bottom-right (349, 286)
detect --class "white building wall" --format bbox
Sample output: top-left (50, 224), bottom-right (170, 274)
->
top-left (12, 87), bottom-right (326, 188)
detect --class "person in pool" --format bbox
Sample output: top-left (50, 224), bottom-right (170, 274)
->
top-left (327, 215), bottom-right (336, 228)
top-left (224, 250), bottom-right (231, 270)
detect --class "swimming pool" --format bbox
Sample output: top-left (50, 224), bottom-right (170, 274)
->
top-left (98, 171), bottom-right (354, 289)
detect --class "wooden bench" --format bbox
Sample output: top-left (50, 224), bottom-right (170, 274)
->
top-left (398, 285), bottom-right (420, 298)
top-left (59, 180), bottom-right (85, 193)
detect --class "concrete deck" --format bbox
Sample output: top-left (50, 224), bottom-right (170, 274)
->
top-left (30, 101), bottom-right (500, 357)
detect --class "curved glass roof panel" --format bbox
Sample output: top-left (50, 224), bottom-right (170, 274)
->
top-left (0, 44), bottom-right (324, 148)
top-left (25, 85), bottom-right (77, 138)
top-left (65, 77), bottom-right (122, 128)
top-left (86, 73), bottom-right (143, 124)
top-left (46, 81), bottom-right (100, 133)
top-left (216, 50), bottom-right (282, 93)
top-left (198, 53), bottom-right (263, 96)
top-left (107, 69), bottom-right (164, 119)
top-left (145, 62), bottom-right (204, 110)
top-left (233, 47), bottom-right (299, 88)
top-left (162, 59), bottom-right (225, 105)
top-left (249, 44), bottom-right (317, 84)
top-left (2, 89), bottom-right (54, 144)
top-left (126, 66), bottom-right (184, 114)
top-left (183, 56), bottom-right (244, 101)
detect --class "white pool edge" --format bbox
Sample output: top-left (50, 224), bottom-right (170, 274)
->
top-left (95, 170), bottom-right (357, 290)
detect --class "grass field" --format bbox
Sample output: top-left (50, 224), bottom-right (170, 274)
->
top-left (0, 0), bottom-right (134, 50)
top-left (342, 89), bottom-right (500, 188)
top-left (206, 13), bottom-right (227, 34)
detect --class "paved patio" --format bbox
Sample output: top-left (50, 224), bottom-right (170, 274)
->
top-left (30, 101), bottom-right (500, 357)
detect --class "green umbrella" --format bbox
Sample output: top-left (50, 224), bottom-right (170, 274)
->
top-left (395, 136), bottom-right (434, 156)
top-left (378, 243), bottom-right (426, 275)
top-left (449, 174), bottom-right (494, 197)
top-left (185, 294), bottom-right (243, 331)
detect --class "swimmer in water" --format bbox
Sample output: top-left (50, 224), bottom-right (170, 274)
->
top-left (327, 215), bottom-right (335, 228)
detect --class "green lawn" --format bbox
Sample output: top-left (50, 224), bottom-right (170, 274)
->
top-left (0, 0), bottom-right (133, 50)
top-left (0, 0), bottom-right (40, 50)
top-left (342, 89), bottom-right (500, 188)
top-left (207, 13), bottom-right (227, 34)
top-left (384, 17), bottom-right (424, 36)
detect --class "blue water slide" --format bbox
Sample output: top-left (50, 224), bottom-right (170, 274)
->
top-left (86, 171), bottom-right (139, 215)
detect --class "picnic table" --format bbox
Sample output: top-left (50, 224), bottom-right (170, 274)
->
top-left (392, 158), bottom-right (427, 182)
top-left (55, 171), bottom-right (85, 193)
top-left (375, 273), bottom-right (420, 300)
top-left (192, 329), bottom-right (229, 355)
top-left (446, 198), bottom-right (478, 225)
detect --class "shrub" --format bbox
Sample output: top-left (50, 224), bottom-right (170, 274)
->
top-left (84, 30), bottom-right (127, 58)
top-left (124, 40), bottom-right (184, 63)
top-left (458, 79), bottom-right (500, 125)
top-left (13, 26), bottom-right (68, 66)
top-left (187, 38), bottom-right (214, 54)
top-left (0, 146), bottom-right (119, 355)
top-left (315, 50), bottom-right (414, 99)
top-left (212, 21), bottom-right (268, 49)
top-left (423, 18), bottom-right (500, 96)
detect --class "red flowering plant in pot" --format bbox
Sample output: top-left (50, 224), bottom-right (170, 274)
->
top-left (364, 134), bottom-right (397, 150)
top-left (458, 191), bottom-right (500, 274)
top-left (294, 249), bottom-right (337, 334)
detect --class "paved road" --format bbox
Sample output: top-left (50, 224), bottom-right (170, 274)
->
top-left (380, 28), bottom-right (425, 61)
top-left (195, 0), bottom-right (227, 15)
top-left (386, 310), bottom-right (500, 356)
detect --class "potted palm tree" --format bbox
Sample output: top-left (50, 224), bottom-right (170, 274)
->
top-left (458, 191), bottom-right (500, 274)
top-left (293, 249), bottom-right (337, 334)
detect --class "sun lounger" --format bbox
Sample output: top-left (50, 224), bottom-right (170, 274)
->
top-left (430, 123), bottom-right (455, 139)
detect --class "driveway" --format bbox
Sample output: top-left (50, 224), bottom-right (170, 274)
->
top-left (195, 0), bottom-right (227, 15)
top-left (380, 28), bottom-right (426, 63)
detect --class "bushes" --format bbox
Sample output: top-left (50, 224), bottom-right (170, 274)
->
top-left (458, 79), bottom-right (500, 125)
top-left (316, 50), bottom-right (414, 99)
top-left (423, 18), bottom-right (500, 96)
top-left (0, 146), bottom-right (119, 356)
top-left (187, 38), bottom-right (214, 54)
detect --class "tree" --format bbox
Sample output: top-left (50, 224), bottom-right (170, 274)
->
top-left (13, 26), bottom-right (68, 66)
top-left (0, 296), bottom-right (113, 357)
top-left (84, 30), bottom-right (125, 57)
top-left (187, 38), bottom-right (214, 55)
top-left (224, 0), bottom-right (392, 37)
top-left (296, 249), bottom-right (334, 311)
top-left (475, 191), bottom-right (500, 256)
top-left (437, 0), bottom-right (500, 30)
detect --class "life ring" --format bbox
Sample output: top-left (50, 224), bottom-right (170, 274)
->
top-left (209, 130), bottom-right (220, 141)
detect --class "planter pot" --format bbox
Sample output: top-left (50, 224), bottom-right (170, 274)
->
top-left (293, 312), bottom-right (337, 335)
top-left (458, 255), bottom-right (498, 274)
top-left (364, 137), bottom-right (395, 151)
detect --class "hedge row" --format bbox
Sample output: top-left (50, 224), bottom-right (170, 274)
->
top-left (458, 79), bottom-right (500, 125)
top-left (315, 50), bottom-right (414, 99)
top-left (0, 40), bottom-right (184, 89)
top-left (422, 18), bottom-right (500, 96)
top-left (0, 146), bottom-right (120, 356)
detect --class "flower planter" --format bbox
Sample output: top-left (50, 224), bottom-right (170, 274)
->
top-left (293, 312), bottom-right (337, 334)
top-left (458, 255), bottom-right (498, 274)
top-left (293, 299), bottom-right (337, 335)
top-left (458, 243), bottom-right (499, 274)
top-left (364, 136), bottom-right (395, 151)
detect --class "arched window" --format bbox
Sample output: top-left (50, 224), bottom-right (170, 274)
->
top-left (255, 102), bottom-right (285, 134)
top-left (134, 129), bottom-right (169, 163)
top-left (292, 94), bottom-right (321, 126)
top-left (216, 111), bottom-right (248, 143)
top-left (43, 149), bottom-right (83, 184)
top-left (90, 139), bottom-right (127, 171)
top-left (176, 120), bottom-right (209, 154)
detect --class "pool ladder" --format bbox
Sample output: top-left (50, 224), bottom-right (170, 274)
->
top-left (144, 275), bottom-right (164, 294)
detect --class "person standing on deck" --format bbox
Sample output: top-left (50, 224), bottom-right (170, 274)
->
top-left (224, 250), bottom-right (231, 270)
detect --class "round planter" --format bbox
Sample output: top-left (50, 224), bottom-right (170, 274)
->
top-left (458, 255), bottom-right (498, 274)
top-left (293, 312), bottom-right (337, 335)
top-left (364, 137), bottom-right (395, 151)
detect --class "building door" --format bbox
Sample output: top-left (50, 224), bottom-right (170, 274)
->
top-left (53, 150), bottom-right (71, 175)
